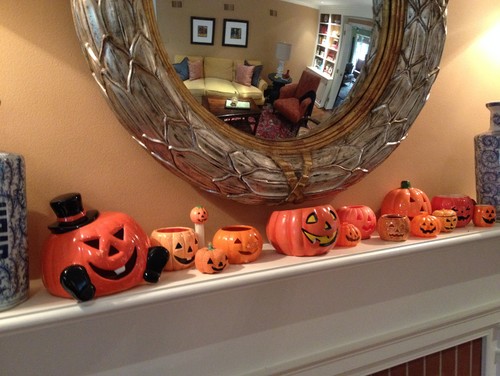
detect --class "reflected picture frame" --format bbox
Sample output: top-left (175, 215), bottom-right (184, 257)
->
top-left (191, 17), bottom-right (215, 45)
top-left (222, 19), bottom-right (248, 48)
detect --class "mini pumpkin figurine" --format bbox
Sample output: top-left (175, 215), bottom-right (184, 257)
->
top-left (381, 181), bottom-right (432, 219)
top-left (190, 205), bottom-right (208, 248)
top-left (431, 195), bottom-right (475, 227)
top-left (377, 214), bottom-right (411, 242)
top-left (473, 204), bottom-right (496, 227)
top-left (336, 222), bottom-right (361, 247)
top-left (213, 225), bottom-right (263, 264)
top-left (432, 209), bottom-right (458, 232)
top-left (150, 227), bottom-right (198, 271)
top-left (266, 205), bottom-right (339, 256)
top-left (42, 193), bottom-right (169, 302)
top-left (336, 205), bottom-right (376, 239)
top-left (195, 242), bottom-right (229, 274)
top-left (410, 212), bottom-right (441, 238)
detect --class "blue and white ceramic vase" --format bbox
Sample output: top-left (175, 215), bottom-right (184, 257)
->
top-left (0, 152), bottom-right (29, 311)
top-left (474, 102), bottom-right (500, 222)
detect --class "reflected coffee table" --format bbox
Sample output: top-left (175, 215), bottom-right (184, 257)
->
top-left (202, 96), bottom-right (261, 135)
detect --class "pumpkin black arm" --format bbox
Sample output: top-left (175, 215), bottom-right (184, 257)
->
top-left (60, 264), bottom-right (96, 302)
top-left (143, 246), bottom-right (169, 283)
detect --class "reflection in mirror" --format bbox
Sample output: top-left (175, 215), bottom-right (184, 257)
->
top-left (155, 0), bottom-right (373, 141)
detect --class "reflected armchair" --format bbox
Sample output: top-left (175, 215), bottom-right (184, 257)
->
top-left (273, 70), bottom-right (321, 129)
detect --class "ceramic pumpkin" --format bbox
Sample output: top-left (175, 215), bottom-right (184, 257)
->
top-left (336, 222), bottom-right (361, 247)
top-left (431, 195), bottom-right (475, 227)
top-left (266, 205), bottom-right (339, 256)
top-left (377, 214), bottom-right (410, 242)
top-left (381, 181), bottom-right (432, 219)
top-left (410, 212), bottom-right (441, 238)
top-left (150, 227), bottom-right (198, 271)
top-left (213, 225), bottom-right (263, 264)
top-left (432, 209), bottom-right (458, 232)
top-left (42, 193), bottom-right (169, 301)
top-left (190, 206), bottom-right (208, 224)
top-left (195, 242), bottom-right (229, 274)
top-left (473, 204), bottom-right (496, 227)
top-left (336, 205), bottom-right (376, 239)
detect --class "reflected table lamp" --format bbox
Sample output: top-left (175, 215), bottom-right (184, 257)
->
top-left (275, 42), bottom-right (292, 78)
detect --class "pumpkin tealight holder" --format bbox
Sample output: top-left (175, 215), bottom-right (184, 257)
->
top-left (431, 194), bottom-right (475, 227)
top-left (266, 204), bottom-right (339, 256)
top-left (213, 225), bottom-right (263, 264)
top-left (410, 212), bottom-right (441, 238)
top-left (42, 193), bottom-right (169, 302)
top-left (473, 204), bottom-right (496, 227)
top-left (336, 222), bottom-right (361, 247)
top-left (377, 214), bottom-right (411, 242)
top-left (336, 205), bottom-right (376, 239)
top-left (150, 227), bottom-right (198, 271)
top-left (195, 242), bottom-right (229, 274)
top-left (432, 209), bottom-right (458, 232)
top-left (381, 180), bottom-right (432, 219)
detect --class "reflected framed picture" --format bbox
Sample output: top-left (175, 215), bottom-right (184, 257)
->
top-left (222, 19), bottom-right (249, 48)
top-left (191, 17), bottom-right (215, 45)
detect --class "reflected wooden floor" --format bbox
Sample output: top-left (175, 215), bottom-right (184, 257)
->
top-left (297, 105), bottom-right (333, 137)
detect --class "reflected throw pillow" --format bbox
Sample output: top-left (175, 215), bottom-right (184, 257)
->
top-left (173, 57), bottom-right (189, 81)
top-left (245, 60), bottom-right (263, 87)
top-left (188, 60), bottom-right (203, 80)
top-left (235, 64), bottom-right (255, 86)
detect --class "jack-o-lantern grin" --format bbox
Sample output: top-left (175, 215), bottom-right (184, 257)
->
top-left (419, 227), bottom-right (437, 234)
top-left (174, 245), bottom-right (195, 265)
top-left (234, 238), bottom-right (256, 255)
top-left (482, 217), bottom-right (496, 224)
top-left (302, 229), bottom-right (338, 247)
top-left (208, 258), bottom-right (227, 272)
top-left (89, 247), bottom-right (138, 280)
top-left (346, 234), bottom-right (360, 242)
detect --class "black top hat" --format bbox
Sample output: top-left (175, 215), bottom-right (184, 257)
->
top-left (48, 192), bottom-right (99, 234)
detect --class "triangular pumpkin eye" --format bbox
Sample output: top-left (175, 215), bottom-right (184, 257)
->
top-left (306, 213), bottom-right (318, 224)
top-left (207, 258), bottom-right (214, 265)
top-left (113, 227), bottom-right (124, 240)
top-left (175, 242), bottom-right (182, 249)
top-left (324, 222), bottom-right (332, 230)
top-left (234, 239), bottom-right (242, 244)
top-left (84, 238), bottom-right (100, 249)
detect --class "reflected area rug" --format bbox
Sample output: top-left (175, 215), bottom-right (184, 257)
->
top-left (255, 107), bottom-right (296, 140)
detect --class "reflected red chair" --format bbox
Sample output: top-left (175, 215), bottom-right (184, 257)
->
top-left (273, 70), bottom-right (321, 127)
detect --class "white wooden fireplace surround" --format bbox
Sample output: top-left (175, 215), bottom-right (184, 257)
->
top-left (1, 227), bottom-right (499, 375)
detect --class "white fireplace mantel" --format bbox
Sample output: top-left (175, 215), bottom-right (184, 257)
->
top-left (1, 227), bottom-right (500, 375)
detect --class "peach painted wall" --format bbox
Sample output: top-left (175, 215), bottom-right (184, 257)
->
top-left (1, 0), bottom-right (500, 279)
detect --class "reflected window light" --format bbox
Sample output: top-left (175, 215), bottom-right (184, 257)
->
top-left (478, 22), bottom-right (500, 63)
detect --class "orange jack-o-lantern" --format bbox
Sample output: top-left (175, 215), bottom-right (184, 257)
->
top-left (266, 205), bottom-right (339, 256)
top-left (190, 206), bottom-right (208, 224)
top-left (213, 225), bottom-right (263, 264)
top-left (431, 195), bottom-right (475, 227)
top-left (336, 205), bottom-right (376, 239)
top-left (432, 209), bottom-right (458, 232)
top-left (336, 222), bottom-right (361, 247)
top-left (195, 242), bottom-right (229, 274)
top-left (381, 181), bottom-right (432, 219)
top-left (42, 193), bottom-right (168, 301)
top-left (410, 212), bottom-right (441, 238)
top-left (377, 214), bottom-right (411, 242)
top-left (473, 204), bottom-right (496, 227)
top-left (150, 227), bottom-right (198, 271)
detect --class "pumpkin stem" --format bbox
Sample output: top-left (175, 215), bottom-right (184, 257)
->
top-left (207, 242), bottom-right (214, 251)
top-left (401, 180), bottom-right (412, 189)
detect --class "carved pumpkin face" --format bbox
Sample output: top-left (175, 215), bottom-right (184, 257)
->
top-left (337, 205), bottom-right (376, 239)
top-left (410, 212), bottom-right (441, 238)
top-left (42, 212), bottom-right (149, 299)
top-left (336, 222), bottom-right (361, 247)
top-left (213, 225), bottom-right (263, 264)
top-left (150, 227), bottom-right (198, 271)
top-left (432, 209), bottom-right (458, 232)
top-left (190, 206), bottom-right (208, 224)
top-left (266, 205), bottom-right (339, 256)
top-left (377, 214), bottom-right (410, 242)
top-left (195, 243), bottom-right (229, 274)
top-left (431, 195), bottom-right (475, 227)
top-left (381, 181), bottom-right (432, 219)
top-left (473, 205), bottom-right (496, 227)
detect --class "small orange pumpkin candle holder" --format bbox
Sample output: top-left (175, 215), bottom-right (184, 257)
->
top-left (150, 227), bottom-right (198, 271)
top-left (410, 212), bottom-right (441, 238)
top-left (431, 194), bottom-right (475, 227)
top-left (336, 222), bottom-right (361, 247)
top-left (432, 209), bottom-right (458, 232)
top-left (195, 242), bottom-right (229, 274)
top-left (266, 205), bottom-right (339, 256)
top-left (473, 204), bottom-right (496, 227)
top-left (377, 214), bottom-right (410, 242)
top-left (213, 225), bottom-right (263, 264)
top-left (336, 205), bottom-right (376, 239)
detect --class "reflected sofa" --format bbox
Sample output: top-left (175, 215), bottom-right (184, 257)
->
top-left (173, 55), bottom-right (267, 105)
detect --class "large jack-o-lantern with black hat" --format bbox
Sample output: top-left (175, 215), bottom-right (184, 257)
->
top-left (42, 193), bottom-right (169, 301)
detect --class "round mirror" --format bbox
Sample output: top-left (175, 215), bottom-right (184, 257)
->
top-left (71, 0), bottom-right (447, 205)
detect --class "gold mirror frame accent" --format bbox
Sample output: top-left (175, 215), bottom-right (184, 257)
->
top-left (71, 0), bottom-right (448, 205)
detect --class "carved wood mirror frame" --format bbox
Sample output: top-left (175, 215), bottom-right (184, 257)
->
top-left (71, 0), bottom-right (448, 205)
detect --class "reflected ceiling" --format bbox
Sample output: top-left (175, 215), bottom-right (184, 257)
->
top-left (282, 0), bottom-right (372, 9)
